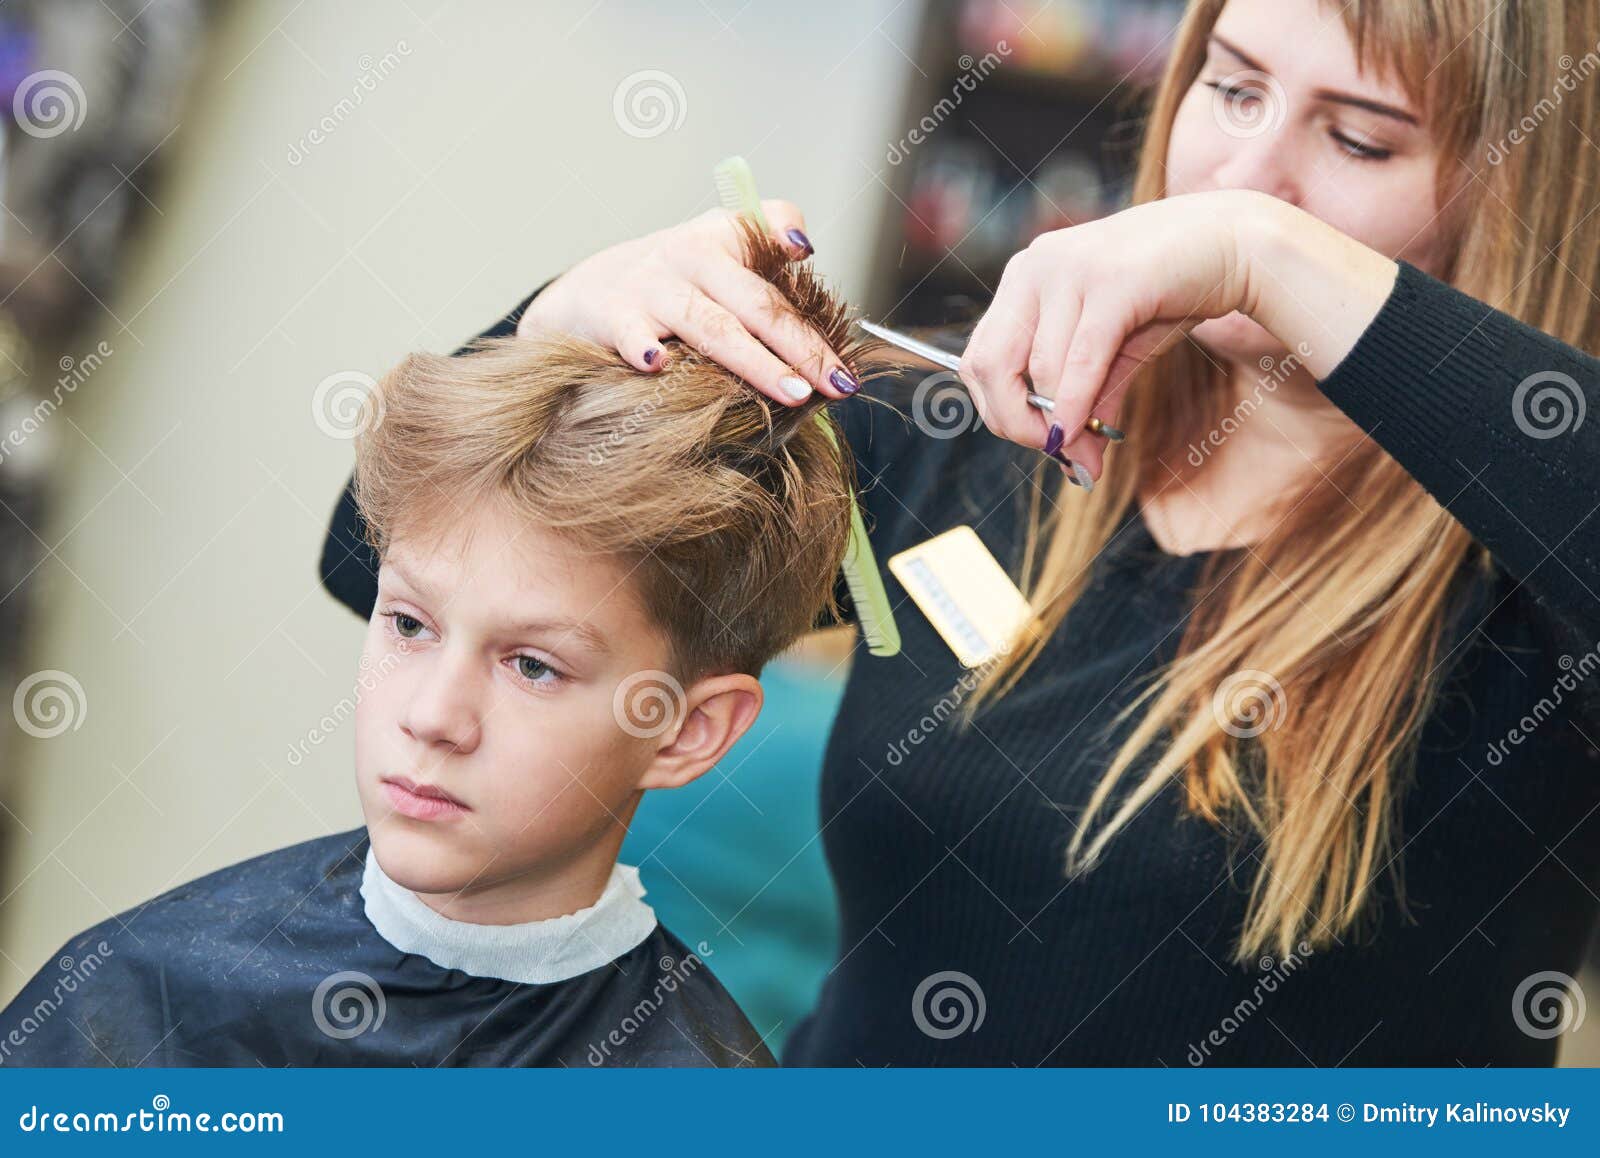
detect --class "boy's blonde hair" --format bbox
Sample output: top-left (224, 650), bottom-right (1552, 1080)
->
top-left (353, 221), bottom-right (892, 682)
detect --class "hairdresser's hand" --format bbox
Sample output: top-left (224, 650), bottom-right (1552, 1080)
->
top-left (517, 201), bottom-right (859, 404)
top-left (959, 189), bottom-right (1398, 480)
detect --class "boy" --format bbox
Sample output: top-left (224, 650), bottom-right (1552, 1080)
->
top-left (1, 224), bottom-right (883, 1067)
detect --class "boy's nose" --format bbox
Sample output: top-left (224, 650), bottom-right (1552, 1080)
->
top-left (399, 655), bottom-right (483, 755)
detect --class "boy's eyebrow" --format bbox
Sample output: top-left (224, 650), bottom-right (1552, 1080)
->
top-left (1208, 36), bottom-right (1420, 127)
top-left (382, 557), bottom-right (434, 599)
top-left (383, 558), bottom-right (613, 655)
top-left (506, 615), bottom-right (612, 656)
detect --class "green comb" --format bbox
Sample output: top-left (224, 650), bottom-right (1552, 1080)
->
top-left (712, 155), bottom-right (901, 658)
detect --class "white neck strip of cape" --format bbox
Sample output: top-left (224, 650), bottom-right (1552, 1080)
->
top-left (360, 846), bottom-right (658, 985)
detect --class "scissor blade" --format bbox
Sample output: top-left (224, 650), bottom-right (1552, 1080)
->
top-left (855, 320), bottom-right (963, 374)
top-left (856, 319), bottom-right (1056, 414)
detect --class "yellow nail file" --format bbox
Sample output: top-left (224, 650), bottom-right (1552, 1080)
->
top-left (887, 526), bottom-right (1036, 668)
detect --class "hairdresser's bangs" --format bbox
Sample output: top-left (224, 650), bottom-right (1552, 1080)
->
top-left (1334, 0), bottom-right (1486, 153)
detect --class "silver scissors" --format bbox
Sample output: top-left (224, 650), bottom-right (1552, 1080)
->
top-left (855, 319), bottom-right (1123, 441)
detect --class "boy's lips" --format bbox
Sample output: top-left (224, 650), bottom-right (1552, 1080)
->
top-left (381, 775), bottom-right (469, 821)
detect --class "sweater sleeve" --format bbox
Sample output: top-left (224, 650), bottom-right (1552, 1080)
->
top-left (1316, 260), bottom-right (1600, 641)
top-left (317, 285), bottom-right (547, 620)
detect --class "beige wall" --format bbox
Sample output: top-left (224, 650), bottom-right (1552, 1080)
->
top-left (0, 0), bottom-right (917, 1002)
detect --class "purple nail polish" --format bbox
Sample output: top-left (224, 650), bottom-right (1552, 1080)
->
top-left (1059, 459), bottom-right (1080, 485)
top-left (829, 367), bottom-right (860, 395)
top-left (1043, 423), bottom-right (1064, 457)
top-left (785, 228), bottom-right (814, 257)
top-left (643, 347), bottom-right (659, 366)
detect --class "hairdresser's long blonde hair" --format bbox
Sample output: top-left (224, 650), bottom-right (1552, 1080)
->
top-left (963, 0), bottom-right (1600, 962)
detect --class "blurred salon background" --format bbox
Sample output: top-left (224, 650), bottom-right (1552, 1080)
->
top-left (0, 0), bottom-right (1593, 1062)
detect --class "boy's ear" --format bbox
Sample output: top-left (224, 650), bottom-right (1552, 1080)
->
top-left (637, 673), bottom-right (763, 791)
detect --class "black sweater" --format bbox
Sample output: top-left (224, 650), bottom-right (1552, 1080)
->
top-left (320, 262), bottom-right (1600, 1066)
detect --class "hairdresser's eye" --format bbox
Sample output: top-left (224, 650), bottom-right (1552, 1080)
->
top-left (1329, 128), bottom-right (1392, 161)
top-left (1203, 78), bottom-right (1267, 106)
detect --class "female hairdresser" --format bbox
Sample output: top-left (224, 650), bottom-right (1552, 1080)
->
top-left (320, 0), bottom-right (1600, 1064)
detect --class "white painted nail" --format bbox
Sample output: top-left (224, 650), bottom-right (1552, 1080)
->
top-left (778, 375), bottom-right (813, 402)
top-left (1071, 462), bottom-right (1095, 492)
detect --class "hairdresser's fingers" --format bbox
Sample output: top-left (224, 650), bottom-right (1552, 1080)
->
top-left (759, 199), bottom-right (814, 260)
top-left (1047, 302), bottom-right (1135, 480)
top-left (1054, 313), bottom-right (1192, 476)
top-left (692, 259), bottom-right (855, 397)
top-left (961, 259), bottom-right (1048, 446)
top-left (666, 286), bottom-right (815, 406)
top-left (608, 311), bottom-right (671, 372)
top-left (1024, 288), bottom-right (1080, 456)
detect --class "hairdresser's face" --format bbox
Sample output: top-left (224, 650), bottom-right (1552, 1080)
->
top-left (1166, 0), bottom-right (1453, 364)
top-left (353, 502), bottom-right (679, 902)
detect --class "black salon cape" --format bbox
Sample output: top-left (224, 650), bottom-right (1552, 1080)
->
top-left (0, 830), bottom-right (773, 1067)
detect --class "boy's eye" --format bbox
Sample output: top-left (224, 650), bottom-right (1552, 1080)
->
top-left (515, 655), bottom-right (553, 682)
top-left (392, 613), bottom-right (424, 638)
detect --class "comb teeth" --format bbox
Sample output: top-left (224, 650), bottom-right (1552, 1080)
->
top-left (712, 154), bottom-right (901, 660)
top-left (713, 156), bottom-right (766, 227)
